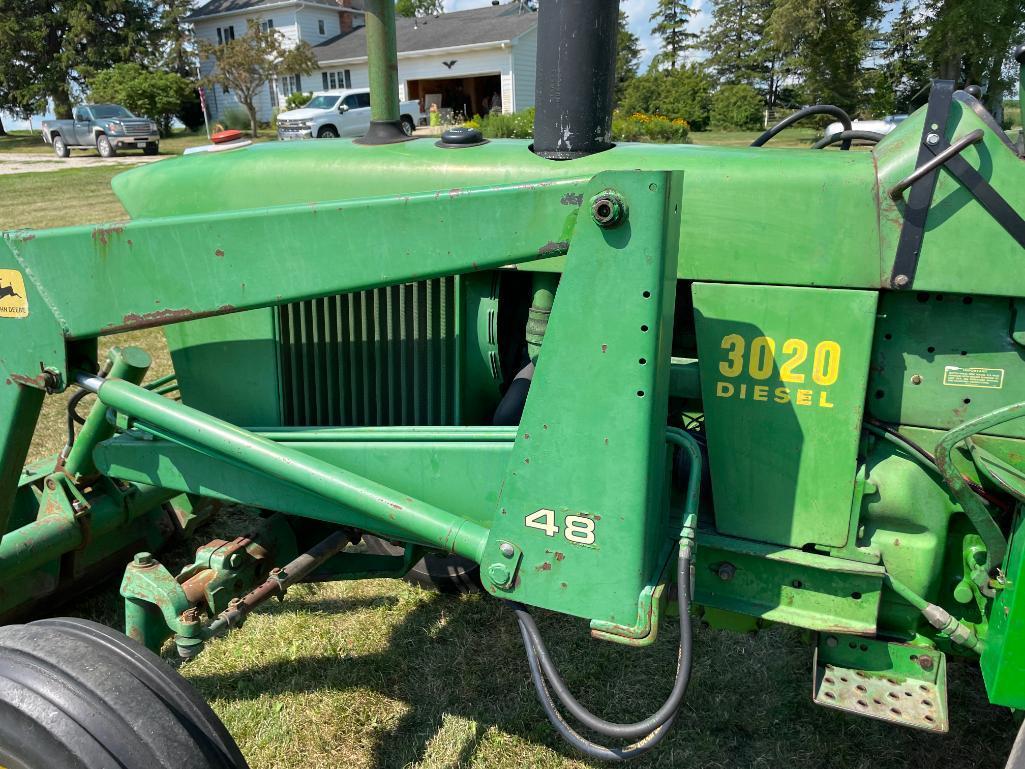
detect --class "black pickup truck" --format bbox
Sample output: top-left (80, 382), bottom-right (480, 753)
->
top-left (41, 104), bottom-right (160, 158)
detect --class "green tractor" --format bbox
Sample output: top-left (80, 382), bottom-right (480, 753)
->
top-left (2, 1), bottom-right (1025, 765)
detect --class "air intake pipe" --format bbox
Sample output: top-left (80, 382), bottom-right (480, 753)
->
top-left (358, 0), bottom-right (415, 145)
top-left (532, 0), bottom-right (619, 160)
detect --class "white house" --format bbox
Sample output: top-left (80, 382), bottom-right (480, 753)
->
top-left (186, 1), bottom-right (538, 123)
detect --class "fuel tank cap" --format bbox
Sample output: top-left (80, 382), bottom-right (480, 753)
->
top-left (436, 126), bottom-right (488, 149)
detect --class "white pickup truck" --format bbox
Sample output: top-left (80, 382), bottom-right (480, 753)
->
top-left (276, 89), bottom-right (423, 140)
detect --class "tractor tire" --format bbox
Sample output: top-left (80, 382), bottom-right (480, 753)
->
top-left (363, 536), bottom-right (482, 594)
top-left (1008, 717), bottom-right (1025, 769)
top-left (96, 133), bottom-right (117, 158)
top-left (400, 116), bottom-right (415, 136)
top-left (144, 142), bottom-right (159, 155)
top-left (317, 125), bottom-right (339, 139)
top-left (0, 617), bottom-right (248, 769)
top-left (52, 135), bottom-right (70, 158)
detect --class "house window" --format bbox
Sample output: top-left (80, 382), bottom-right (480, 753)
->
top-left (281, 74), bottom-right (303, 96)
top-left (322, 70), bottom-right (351, 90)
top-left (260, 18), bottom-right (274, 32)
top-left (269, 80), bottom-right (279, 107)
top-left (216, 25), bottom-right (235, 44)
top-left (318, 19), bottom-right (325, 35)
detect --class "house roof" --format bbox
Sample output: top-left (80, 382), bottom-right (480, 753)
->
top-left (186, 0), bottom-right (342, 21)
top-left (314, 4), bottom-right (537, 64)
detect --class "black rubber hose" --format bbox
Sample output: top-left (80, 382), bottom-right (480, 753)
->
top-left (508, 543), bottom-right (694, 756)
top-left (813, 129), bottom-right (885, 149)
top-left (751, 105), bottom-right (853, 149)
top-left (64, 388), bottom-right (91, 453)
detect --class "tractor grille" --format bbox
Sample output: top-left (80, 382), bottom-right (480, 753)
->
top-left (277, 278), bottom-right (458, 426)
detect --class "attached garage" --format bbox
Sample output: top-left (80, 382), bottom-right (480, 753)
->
top-left (312, 4), bottom-right (538, 117)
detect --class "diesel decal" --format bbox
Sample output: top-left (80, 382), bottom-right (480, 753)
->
top-left (715, 334), bottom-right (841, 409)
top-left (0, 270), bottom-right (28, 318)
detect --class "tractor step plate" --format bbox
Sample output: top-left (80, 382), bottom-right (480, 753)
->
top-left (812, 633), bottom-right (948, 733)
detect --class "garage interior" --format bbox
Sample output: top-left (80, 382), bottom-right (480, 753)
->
top-left (406, 73), bottom-right (503, 120)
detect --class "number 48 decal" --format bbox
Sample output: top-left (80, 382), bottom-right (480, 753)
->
top-left (525, 509), bottom-right (596, 545)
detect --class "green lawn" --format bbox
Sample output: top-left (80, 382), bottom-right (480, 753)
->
top-left (0, 128), bottom-right (275, 157)
top-left (2, 159), bottom-right (1019, 769)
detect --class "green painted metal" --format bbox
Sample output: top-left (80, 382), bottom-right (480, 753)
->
top-left (692, 283), bottom-right (878, 549)
top-left (480, 171), bottom-right (682, 625)
top-left (981, 509), bottom-right (1025, 707)
top-left (363, 0), bottom-right (400, 125)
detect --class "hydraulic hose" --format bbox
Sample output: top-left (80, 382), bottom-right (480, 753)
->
top-left (813, 129), bottom-right (885, 149)
top-left (508, 428), bottom-right (702, 760)
top-left (751, 105), bottom-right (853, 149)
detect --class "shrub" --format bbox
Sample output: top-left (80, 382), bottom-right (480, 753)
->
top-left (217, 107), bottom-right (252, 131)
top-left (620, 65), bottom-right (713, 131)
top-left (710, 84), bottom-right (764, 131)
top-left (475, 107), bottom-right (535, 139)
top-left (285, 91), bottom-right (313, 111)
top-left (612, 112), bottom-right (689, 144)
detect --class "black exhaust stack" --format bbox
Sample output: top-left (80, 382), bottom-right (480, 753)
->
top-left (532, 0), bottom-right (619, 160)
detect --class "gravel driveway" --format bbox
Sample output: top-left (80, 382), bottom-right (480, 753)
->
top-left (0, 152), bottom-right (166, 175)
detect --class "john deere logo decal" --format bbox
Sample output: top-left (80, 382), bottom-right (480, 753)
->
top-left (0, 269), bottom-right (28, 318)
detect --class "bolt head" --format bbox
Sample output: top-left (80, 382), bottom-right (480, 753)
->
top-left (499, 542), bottom-right (516, 558)
top-left (918, 654), bottom-right (934, 671)
top-left (911, 374), bottom-right (923, 385)
top-left (893, 274), bottom-right (910, 288)
top-left (488, 562), bottom-right (513, 588)
top-left (926, 133), bottom-right (941, 146)
top-left (133, 552), bottom-right (155, 567)
top-left (717, 562), bottom-right (736, 581)
top-left (826, 635), bottom-right (839, 648)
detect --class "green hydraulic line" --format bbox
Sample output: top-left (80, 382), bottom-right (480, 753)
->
top-left (64, 347), bottom-right (151, 479)
top-left (79, 374), bottom-right (490, 562)
top-left (251, 427), bottom-right (518, 442)
top-left (364, 0), bottom-right (400, 124)
top-left (885, 572), bottom-right (982, 652)
top-left (527, 273), bottom-right (559, 362)
top-left (143, 373), bottom-right (177, 391)
top-left (934, 402), bottom-right (1025, 583)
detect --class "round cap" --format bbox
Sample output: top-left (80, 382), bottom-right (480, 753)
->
top-left (436, 126), bottom-right (487, 148)
top-left (965, 85), bottom-right (983, 98)
top-left (211, 129), bottom-right (245, 145)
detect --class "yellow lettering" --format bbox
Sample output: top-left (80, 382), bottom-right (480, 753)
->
top-left (774, 387), bottom-right (791, 404)
top-left (796, 389), bottom-right (813, 406)
top-left (719, 334), bottom-right (745, 378)
top-left (748, 336), bottom-right (776, 380)
top-left (819, 391), bottom-right (835, 408)
top-left (780, 339), bottom-right (808, 383)
top-left (813, 341), bottom-right (842, 386)
top-left (716, 381), bottom-right (735, 399)
top-left (753, 385), bottom-right (769, 401)
top-left (738, 383), bottom-right (747, 399)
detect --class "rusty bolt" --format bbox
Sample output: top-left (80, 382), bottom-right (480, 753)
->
top-left (133, 552), bottom-right (155, 568)
top-left (911, 374), bottom-right (923, 385)
top-left (590, 191), bottom-right (627, 229)
top-left (893, 274), bottom-right (910, 288)
top-left (45, 478), bottom-right (57, 491)
top-left (488, 562), bottom-right (513, 588)
top-left (717, 562), bottom-right (736, 581)
top-left (918, 655), bottom-right (935, 671)
top-left (499, 542), bottom-right (516, 559)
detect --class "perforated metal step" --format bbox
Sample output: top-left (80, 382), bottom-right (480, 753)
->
top-left (812, 633), bottom-right (948, 733)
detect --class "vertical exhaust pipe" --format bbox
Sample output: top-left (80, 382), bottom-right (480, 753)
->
top-left (532, 0), bottom-right (619, 160)
top-left (357, 0), bottom-right (415, 145)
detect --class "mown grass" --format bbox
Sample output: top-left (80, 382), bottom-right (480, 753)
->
top-left (3, 158), bottom-right (1019, 769)
top-left (0, 128), bottom-right (275, 157)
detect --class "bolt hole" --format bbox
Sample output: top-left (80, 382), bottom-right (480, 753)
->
top-left (875, 390), bottom-right (885, 400)
top-left (904, 691), bottom-right (913, 697)
top-left (927, 346), bottom-right (936, 353)
top-left (640, 325), bottom-right (649, 332)
top-left (639, 358), bottom-right (647, 365)
top-left (860, 644), bottom-right (869, 652)
top-left (961, 350), bottom-right (968, 356)
top-left (884, 333), bottom-right (893, 340)
top-left (857, 700), bottom-right (868, 708)
top-left (856, 684), bottom-right (867, 693)
top-left (642, 290), bottom-right (651, 298)
top-left (849, 642), bottom-right (858, 649)
top-left (919, 685), bottom-right (929, 692)
top-left (925, 715), bottom-right (935, 723)
top-left (964, 398), bottom-right (971, 405)
top-left (890, 707), bottom-right (902, 716)
top-left (873, 699), bottom-right (883, 705)
top-left (963, 296), bottom-right (973, 305)
top-left (825, 676), bottom-right (834, 684)
top-left (825, 691), bottom-right (836, 700)
top-left (851, 592), bottom-right (862, 600)
top-left (936, 294), bottom-right (944, 301)
top-left (636, 390), bottom-right (645, 397)
top-left (792, 580), bottom-right (803, 589)
top-left (922, 699), bottom-right (932, 707)
top-left (917, 293), bottom-right (930, 303)
top-left (889, 693), bottom-right (900, 700)
top-left (840, 677), bottom-right (849, 683)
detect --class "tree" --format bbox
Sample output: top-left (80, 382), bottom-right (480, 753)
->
top-left (874, 1), bottom-right (930, 114)
top-left (198, 21), bottom-right (318, 138)
top-left (767, 0), bottom-right (885, 113)
top-left (159, 0), bottom-right (198, 77)
top-left (615, 11), bottom-right (642, 105)
top-left (0, 0), bottom-right (161, 120)
top-left (700, 0), bottom-right (791, 109)
top-left (710, 83), bottom-right (764, 129)
top-left (921, 0), bottom-right (1025, 120)
top-left (649, 0), bottom-right (697, 71)
top-left (396, 0), bottom-right (444, 16)
top-left (88, 63), bottom-right (192, 136)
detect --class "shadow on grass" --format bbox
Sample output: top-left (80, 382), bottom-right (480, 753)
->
top-left (184, 587), bottom-right (1018, 769)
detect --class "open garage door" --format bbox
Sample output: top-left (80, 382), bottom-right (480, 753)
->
top-left (406, 73), bottom-right (503, 121)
